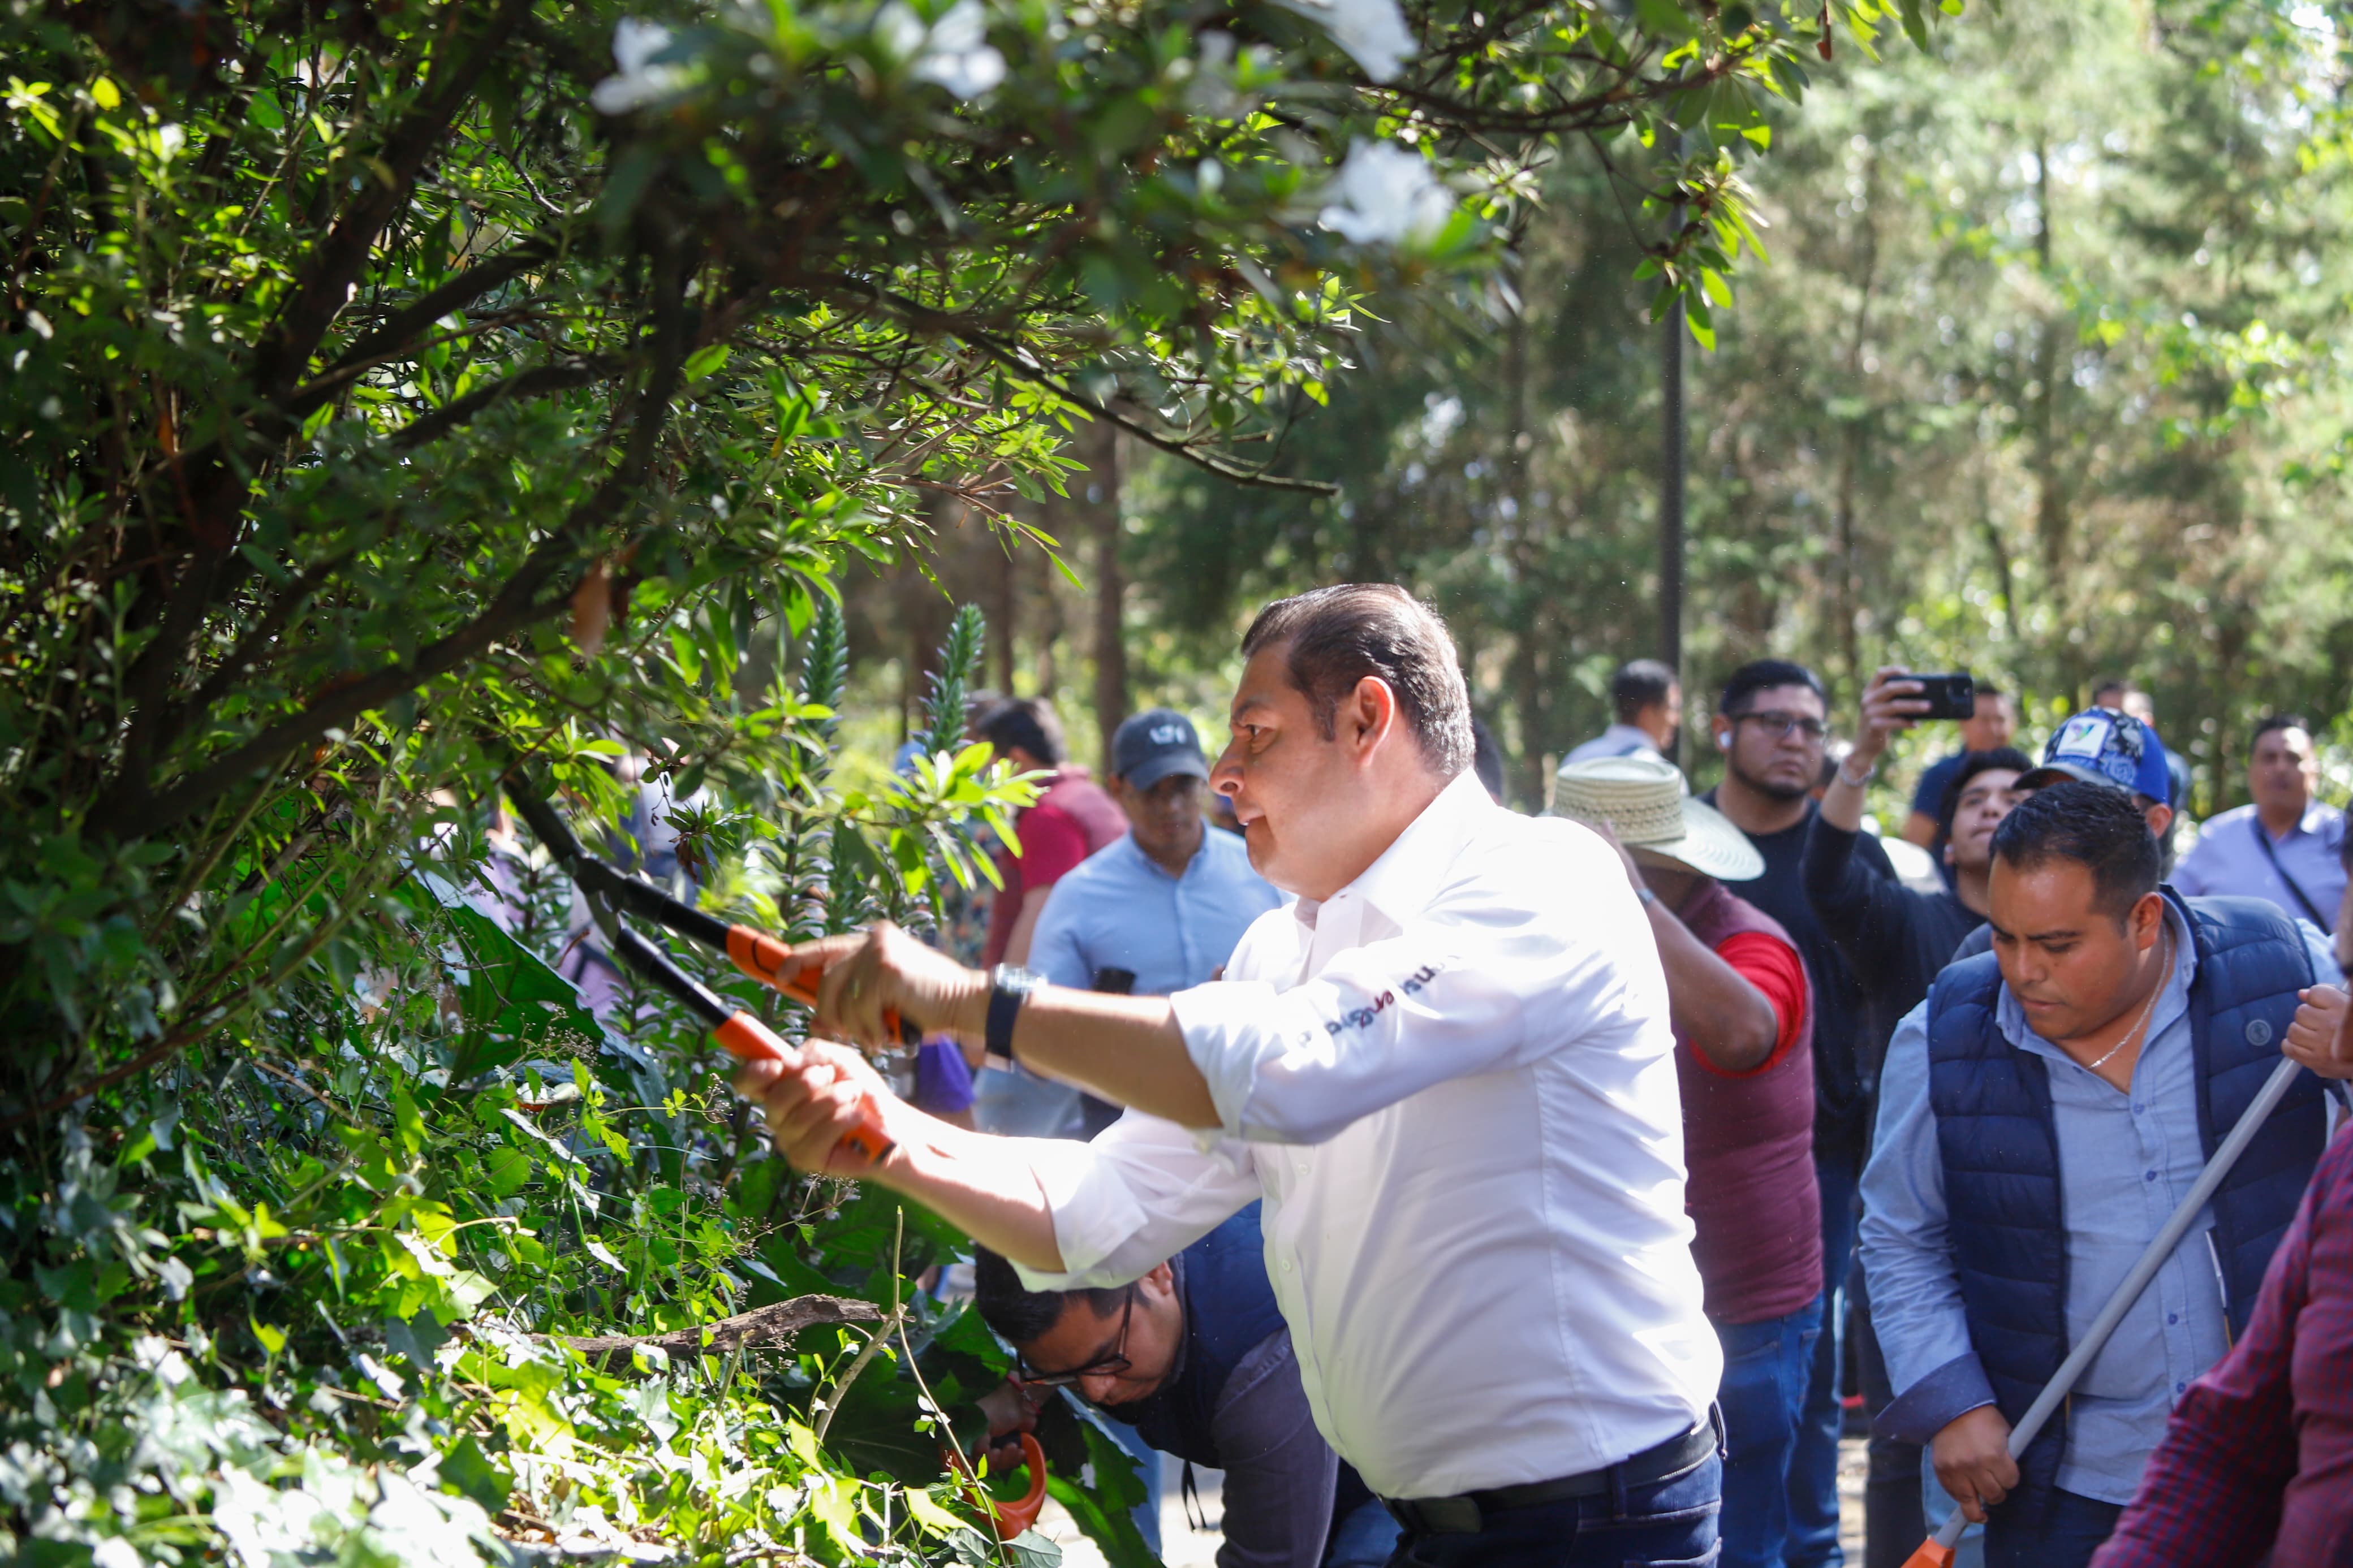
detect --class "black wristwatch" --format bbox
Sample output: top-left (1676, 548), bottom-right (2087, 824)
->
top-left (987, 965), bottom-right (1046, 1063)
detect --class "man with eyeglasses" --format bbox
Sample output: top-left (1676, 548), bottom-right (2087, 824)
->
top-left (971, 1206), bottom-right (1400, 1568)
top-left (1702, 657), bottom-right (1894, 1568)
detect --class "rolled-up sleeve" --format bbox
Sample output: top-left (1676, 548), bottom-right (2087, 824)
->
top-left (1169, 856), bottom-right (1656, 1145)
top-left (1011, 1112), bottom-right (1261, 1290)
top-left (1860, 1000), bottom-right (1997, 1444)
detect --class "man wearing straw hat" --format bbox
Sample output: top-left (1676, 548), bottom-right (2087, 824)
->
top-left (1556, 755), bottom-right (1821, 1568)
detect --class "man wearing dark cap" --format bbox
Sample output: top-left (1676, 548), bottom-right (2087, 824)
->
top-left (1028, 707), bottom-right (1285, 1122)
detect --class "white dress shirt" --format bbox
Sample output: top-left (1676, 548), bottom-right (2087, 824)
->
top-left (1012, 772), bottom-right (1718, 1498)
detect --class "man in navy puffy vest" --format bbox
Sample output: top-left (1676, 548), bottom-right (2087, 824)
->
top-left (1859, 781), bottom-right (2348, 1568)
top-left (972, 1206), bottom-right (1399, 1568)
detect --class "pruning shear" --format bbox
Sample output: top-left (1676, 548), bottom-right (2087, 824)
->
top-left (503, 775), bottom-right (898, 1167)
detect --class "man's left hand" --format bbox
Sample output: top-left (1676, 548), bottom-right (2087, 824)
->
top-left (2286, 985), bottom-right (2353, 1079)
top-left (777, 922), bottom-right (990, 1049)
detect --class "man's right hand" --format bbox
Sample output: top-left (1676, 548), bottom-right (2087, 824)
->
top-left (735, 1043), bottom-right (910, 1176)
top-left (1852, 664), bottom-right (1932, 770)
top-left (1931, 1405), bottom-right (2018, 1524)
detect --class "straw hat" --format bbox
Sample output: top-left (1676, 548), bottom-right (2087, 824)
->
top-left (1552, 755), bottom-right (1764, 883)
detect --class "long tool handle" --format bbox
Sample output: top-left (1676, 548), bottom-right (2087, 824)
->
top-left (608, 928), bottom-right (895, 1167)
top-left (722, 923), bottom-right (921, 1046)
top-left (505, 776), bottom-right (921, 1044)
top-left (1923, 1052), bottom-right (2308, 1552)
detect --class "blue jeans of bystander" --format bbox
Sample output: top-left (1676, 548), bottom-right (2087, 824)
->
top-left (1787, 1151), bottom-right (1860, 1567)
top-left (1713, 1295), bottom-right (1824, 1568)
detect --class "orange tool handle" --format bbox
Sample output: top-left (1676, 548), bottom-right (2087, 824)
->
top-left (946, 1432), bottom-right (1049, 1541)
top-left (726, 926), bottom-right (917, 1043)
top-left (714, 1010), bottom-right (895, 1166)
top-left (1898, 1541), bottom-right (1955, 1568)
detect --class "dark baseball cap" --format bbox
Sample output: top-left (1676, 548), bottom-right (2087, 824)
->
top-left (2019, 707), bottom-right (2173, 802)
top-left (1111, 708), bottom-right (1209, 790)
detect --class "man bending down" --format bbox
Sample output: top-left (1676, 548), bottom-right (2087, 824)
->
top-left (739, 585), bottom-right (1723, 1568)
top-left (973, 1204), bottom-right (1400, 1568)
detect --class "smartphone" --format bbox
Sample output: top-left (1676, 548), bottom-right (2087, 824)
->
top-left (1913, 673), bottom-right (1977, 722)
top-left (1092, 967), bottom-right (1137, 995)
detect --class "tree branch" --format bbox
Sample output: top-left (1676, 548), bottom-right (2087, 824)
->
top-left (555, 1295), bottom-right (881, 1371)
top-left (390, 359), bottom-right (617, 451)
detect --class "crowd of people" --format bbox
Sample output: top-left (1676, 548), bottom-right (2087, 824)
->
top-left (713, 586), bottom-right (2351, 1568)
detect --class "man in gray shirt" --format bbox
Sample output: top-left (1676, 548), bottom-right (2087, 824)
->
top-left (973, 1206), bottom-right (1397, 1568)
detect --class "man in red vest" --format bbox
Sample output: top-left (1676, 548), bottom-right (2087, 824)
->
top-left (1553, 755), bottom-right (1817, 1568)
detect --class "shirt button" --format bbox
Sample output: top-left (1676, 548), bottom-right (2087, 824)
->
top-left (1281, 1259), bottom-right (1294, 1273)
top-left (2167, 1312), bottom-right (2178, 1325)
top-left (2145, 1170), bottom-right (2158, 1182)
top-left (2176, 1381), bottom-right (2187, 1394)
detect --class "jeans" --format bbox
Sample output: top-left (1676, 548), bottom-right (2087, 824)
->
top-left (1981, 1485), bottom-right (2121, 1568)
top-left (1713, 1297), bottom-right (1823, 1568)
top-left (1787, 1150), bottom-right (1859, 1568)
top-left (1921, 1452), bottom-right (1983, 1568)
top-left (1327, 1497), bottom-right (1406, 1568)
top-left (1852, 1264), bottom-right (1926, 1568)
top-left (1382, 1452), bottom-right (1721, 1568)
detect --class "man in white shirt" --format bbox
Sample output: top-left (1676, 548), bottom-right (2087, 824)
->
top-left (741, 585), bottom-right (1723, 1567)
top-left (1563, 657), bottom-right (1682, 767)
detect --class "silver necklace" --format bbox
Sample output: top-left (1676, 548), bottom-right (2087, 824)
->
top-left (2084, 925), bottom-right (2174, 1075)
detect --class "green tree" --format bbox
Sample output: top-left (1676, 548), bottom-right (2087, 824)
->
top-left (1, 0), bottom-right (1956, 1560)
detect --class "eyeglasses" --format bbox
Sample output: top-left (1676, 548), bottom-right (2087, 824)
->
top-left (1012, 1287), bottom-right (1135, 1389)
top-left (1732, 710), bottom-right (1828, 744)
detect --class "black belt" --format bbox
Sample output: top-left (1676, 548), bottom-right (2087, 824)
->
top-left (1382, 1410), bottom-right (1723, 1536)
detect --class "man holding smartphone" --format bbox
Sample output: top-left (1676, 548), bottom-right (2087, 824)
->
top-left (1899, 679), bottom-right (2018, 850)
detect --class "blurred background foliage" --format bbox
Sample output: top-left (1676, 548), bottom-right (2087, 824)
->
top-left (0, 0), bottom-right (1945, 1561)
top-left (874, 0), bottom-right (2353, 817)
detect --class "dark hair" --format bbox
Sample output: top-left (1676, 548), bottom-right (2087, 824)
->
top-left (1990, 780), bottom-right (2161, 921)
top-left (1611, 659), bottom-right (1680, 724)
top-left (971, 1249), bottom-right (1128, 1346)
top-left (1471, 715), bottom-right (1505, 804)
top-left (1974, 683), bottom-right (2006, 701)
top-left (1242, 584), bottom-right (1474, 777)
top-left (976, 697), bottom-right (1066, 767)
top-left (2249, 713), bottom-right (2312, 758)
top-left (2090, 676), bottom-right (2132, 706)
top-left (1937, 746), bottom-right (2035, 839)
top-left (1718, 659), bottom-right (1825, 719)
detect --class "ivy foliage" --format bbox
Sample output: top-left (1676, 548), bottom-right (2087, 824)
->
top-left (0, 0), bottom-right (1964, 1560)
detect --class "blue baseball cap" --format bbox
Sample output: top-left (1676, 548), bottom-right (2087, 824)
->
top-left (1111, 708), bottom-right (1209, 790)
top-left (2020, 707), bottom-right (2173, 803)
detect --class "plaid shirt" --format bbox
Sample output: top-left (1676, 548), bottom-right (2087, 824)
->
top-left (2091, 1121), bottom-right (2353, 1567)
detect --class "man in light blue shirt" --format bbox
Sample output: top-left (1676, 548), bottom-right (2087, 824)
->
top-left (1029, 707), bottom-right (1283, 1031)
top-left (2172, 714), bottom-right (2346, 935)
top-left (1859, 783), bottom-right (2346, 1568)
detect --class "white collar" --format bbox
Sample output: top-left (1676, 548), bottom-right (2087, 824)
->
top-left (1290, 771), bottom-right (1493, 933)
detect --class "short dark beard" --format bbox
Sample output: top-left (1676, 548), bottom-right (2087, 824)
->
top-left (1729, 756), bottom-right (1810, 804)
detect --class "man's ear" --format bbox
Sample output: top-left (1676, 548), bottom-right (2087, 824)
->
top-left (1347, 676), bottom-right (1398, 750)
top-left (2143, 802), bottom-right (2174, 841)
top-left (1140, 1262), bottom-right (1177, 1299)
top-left (1943, 840), bottom-right (1957, 867)
top-left (2130, 890), bottom-right (2167, 947)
